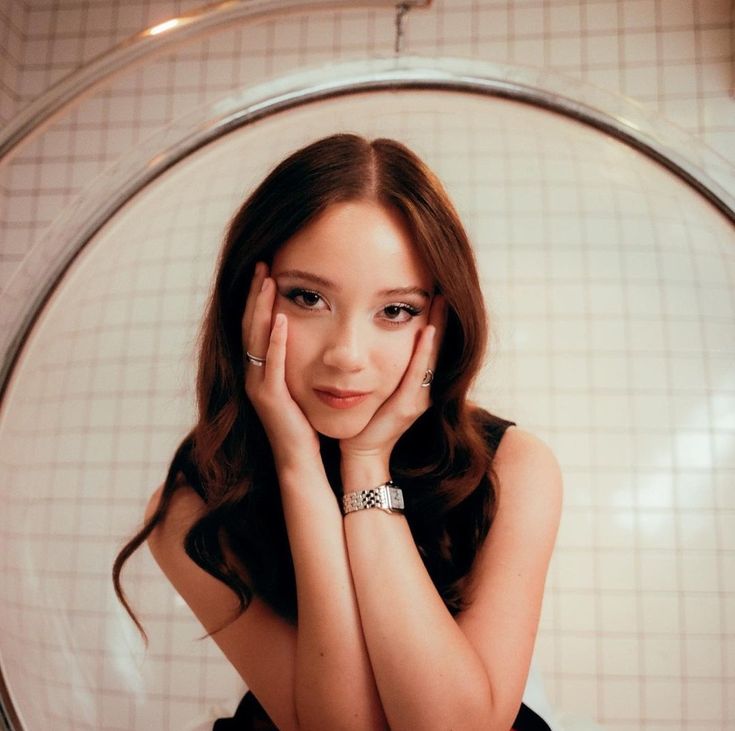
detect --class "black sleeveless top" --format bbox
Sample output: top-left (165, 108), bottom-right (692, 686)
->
top-left (180, 416), bottom-right (551, 731)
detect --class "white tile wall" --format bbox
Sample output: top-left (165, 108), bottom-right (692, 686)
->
top-left (0, 0), bottom-right (733, 290)
top-left (0, 0), bottom-right (25, 126)
top-left (0, 0), bottom-right (26, 287)
top-left (0, 2), bottom-right (734, 730)
top-left (0, 86), bottom-right (733, 731)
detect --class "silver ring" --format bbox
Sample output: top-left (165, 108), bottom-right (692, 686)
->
top-left (421, 368), bottom-right (434, 387)
top-left (246, 351), bottom-right (266, 367)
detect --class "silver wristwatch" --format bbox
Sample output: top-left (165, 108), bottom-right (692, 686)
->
top-left (342, 481), bottom-right (405, 515)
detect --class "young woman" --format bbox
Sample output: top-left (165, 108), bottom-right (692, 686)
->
top-left (113, 133), bottom-right (563, 731)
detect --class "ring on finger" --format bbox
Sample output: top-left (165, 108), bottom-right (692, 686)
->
top-left (421, 368), bottom-right (434, 387)
top-left (246, 351), bottom-right (267, 367)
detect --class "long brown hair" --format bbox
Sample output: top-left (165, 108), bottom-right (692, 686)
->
top-left (113, 133), bottom-right (507, 643)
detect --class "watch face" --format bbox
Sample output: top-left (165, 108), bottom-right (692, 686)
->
top-left (388, 486), bottom-right (405, 510)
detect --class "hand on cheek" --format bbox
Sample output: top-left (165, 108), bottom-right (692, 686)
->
top-left (339, 295), bottom-right (446, 467)
top-left (242, 263), bottom-right (320, 471)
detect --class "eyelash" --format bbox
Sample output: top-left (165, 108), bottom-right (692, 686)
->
top-left (284, 288), bottom-right (423, 325)
top-left (286, 288), bottom-right (323, 309)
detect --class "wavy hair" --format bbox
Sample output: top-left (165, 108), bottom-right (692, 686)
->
top-left (113, 133), bottom-right (505, 643)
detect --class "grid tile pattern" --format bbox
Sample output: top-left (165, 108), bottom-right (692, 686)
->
top-left (0, 0), bottom-right (25, 126)
top-left (0, 0), bottom-right (26, 292)
top-left (1, 0), bottom-right (733, 292)
top-left (1, 91), bottom-right (733, 731)
top-left (1, 2), bottom-right (734, 730)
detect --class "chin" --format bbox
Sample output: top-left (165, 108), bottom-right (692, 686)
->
top-left (313, 422), bottom-right (366, 440)
top-left (307, 412), bottom-right (372, 441)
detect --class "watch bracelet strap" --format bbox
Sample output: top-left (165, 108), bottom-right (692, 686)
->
top-left (342, 481), bottom-right (404, 514)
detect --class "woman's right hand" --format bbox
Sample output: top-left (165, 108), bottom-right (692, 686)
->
top-left (242, 262), bottom-right (321, 471)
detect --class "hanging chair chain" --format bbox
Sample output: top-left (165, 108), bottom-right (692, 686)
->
top-left (394, 2), bottom-right (411, 55)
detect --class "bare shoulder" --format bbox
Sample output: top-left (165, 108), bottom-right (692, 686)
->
top-left (143, 478), bottom-right (246, 628)
top-left (144, 477), bottom-right (207, 547)
top-left (144, 478), bottom-right (226, 583)
top-left (479, 425), bottom-right (564, 573)
top-left (454, 426), bottom-right (563, 726)
top-left (491, 425), bottom-right (564, 516)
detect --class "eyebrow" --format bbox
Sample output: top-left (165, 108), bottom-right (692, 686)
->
top-left (275, 269), bottom-right (431, 299)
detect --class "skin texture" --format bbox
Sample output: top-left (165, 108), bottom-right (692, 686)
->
top-left (244, 200), bottom-right (444, 467)
top-left (146, 199), bottom-right (563, 731)
top-left (273, 201), bottom-right (435, 439)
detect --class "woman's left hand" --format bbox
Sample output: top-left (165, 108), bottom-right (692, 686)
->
top-left (340, 295), bottom-right (446, 470)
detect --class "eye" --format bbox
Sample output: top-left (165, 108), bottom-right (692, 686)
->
top-left (284, 288), bottom-right (326, 310)
top-left (380, 303), bottom-right (422, 325)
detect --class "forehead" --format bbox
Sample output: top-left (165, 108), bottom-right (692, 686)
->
top-left (272, 200), bottom-right (432, 287)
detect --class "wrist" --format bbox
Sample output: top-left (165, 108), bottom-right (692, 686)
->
top-left (277, 458), bottom-right (328, 491)
top-left (340, 456), bottom-right (391, 494)
top-left (342, 479), bottom-right (405, 516)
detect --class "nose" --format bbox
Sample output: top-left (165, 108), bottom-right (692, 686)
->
top-left (321, 317), bottom-right (366, 373)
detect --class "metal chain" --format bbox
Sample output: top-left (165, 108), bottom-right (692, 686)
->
top-left (394, 2), bottom-right (411, 55)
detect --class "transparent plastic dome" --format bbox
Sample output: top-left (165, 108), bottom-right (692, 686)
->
top-left (0, 87), bottom-right (733, 730)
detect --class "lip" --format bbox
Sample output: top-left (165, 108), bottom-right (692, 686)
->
top-left (314, 388), bottom-right (371, 409)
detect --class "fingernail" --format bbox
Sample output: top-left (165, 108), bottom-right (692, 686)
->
top-left (260, 276), bottom-right (269, 293)
top-left (275, 313), bottom-right (285, 328)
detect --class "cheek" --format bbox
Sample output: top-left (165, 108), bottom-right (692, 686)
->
top-left (381, 332), bottom-right (420, 385)
top-left (282, 321), bottom-right (316, 384)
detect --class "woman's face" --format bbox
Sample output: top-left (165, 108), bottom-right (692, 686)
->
top-left (270, 200), bottom-right (435, 439)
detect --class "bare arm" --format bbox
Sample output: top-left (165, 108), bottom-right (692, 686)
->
top-left (144, 482), bottom-right (303, 731)
top-left (335, 295), bottom-right (561, 730)
top-left (278, 460), bottom-right (388, 731)
top-left (244, 265), bottom-right (387, 730)
top-left (341, 460), bottom-right (495, 731)
top-left (144, 471), bottom-right (388, 731)
top-left (146, 260), bottom-right (388, 731)
top-left (341, 429), bottom-right (562, 731)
